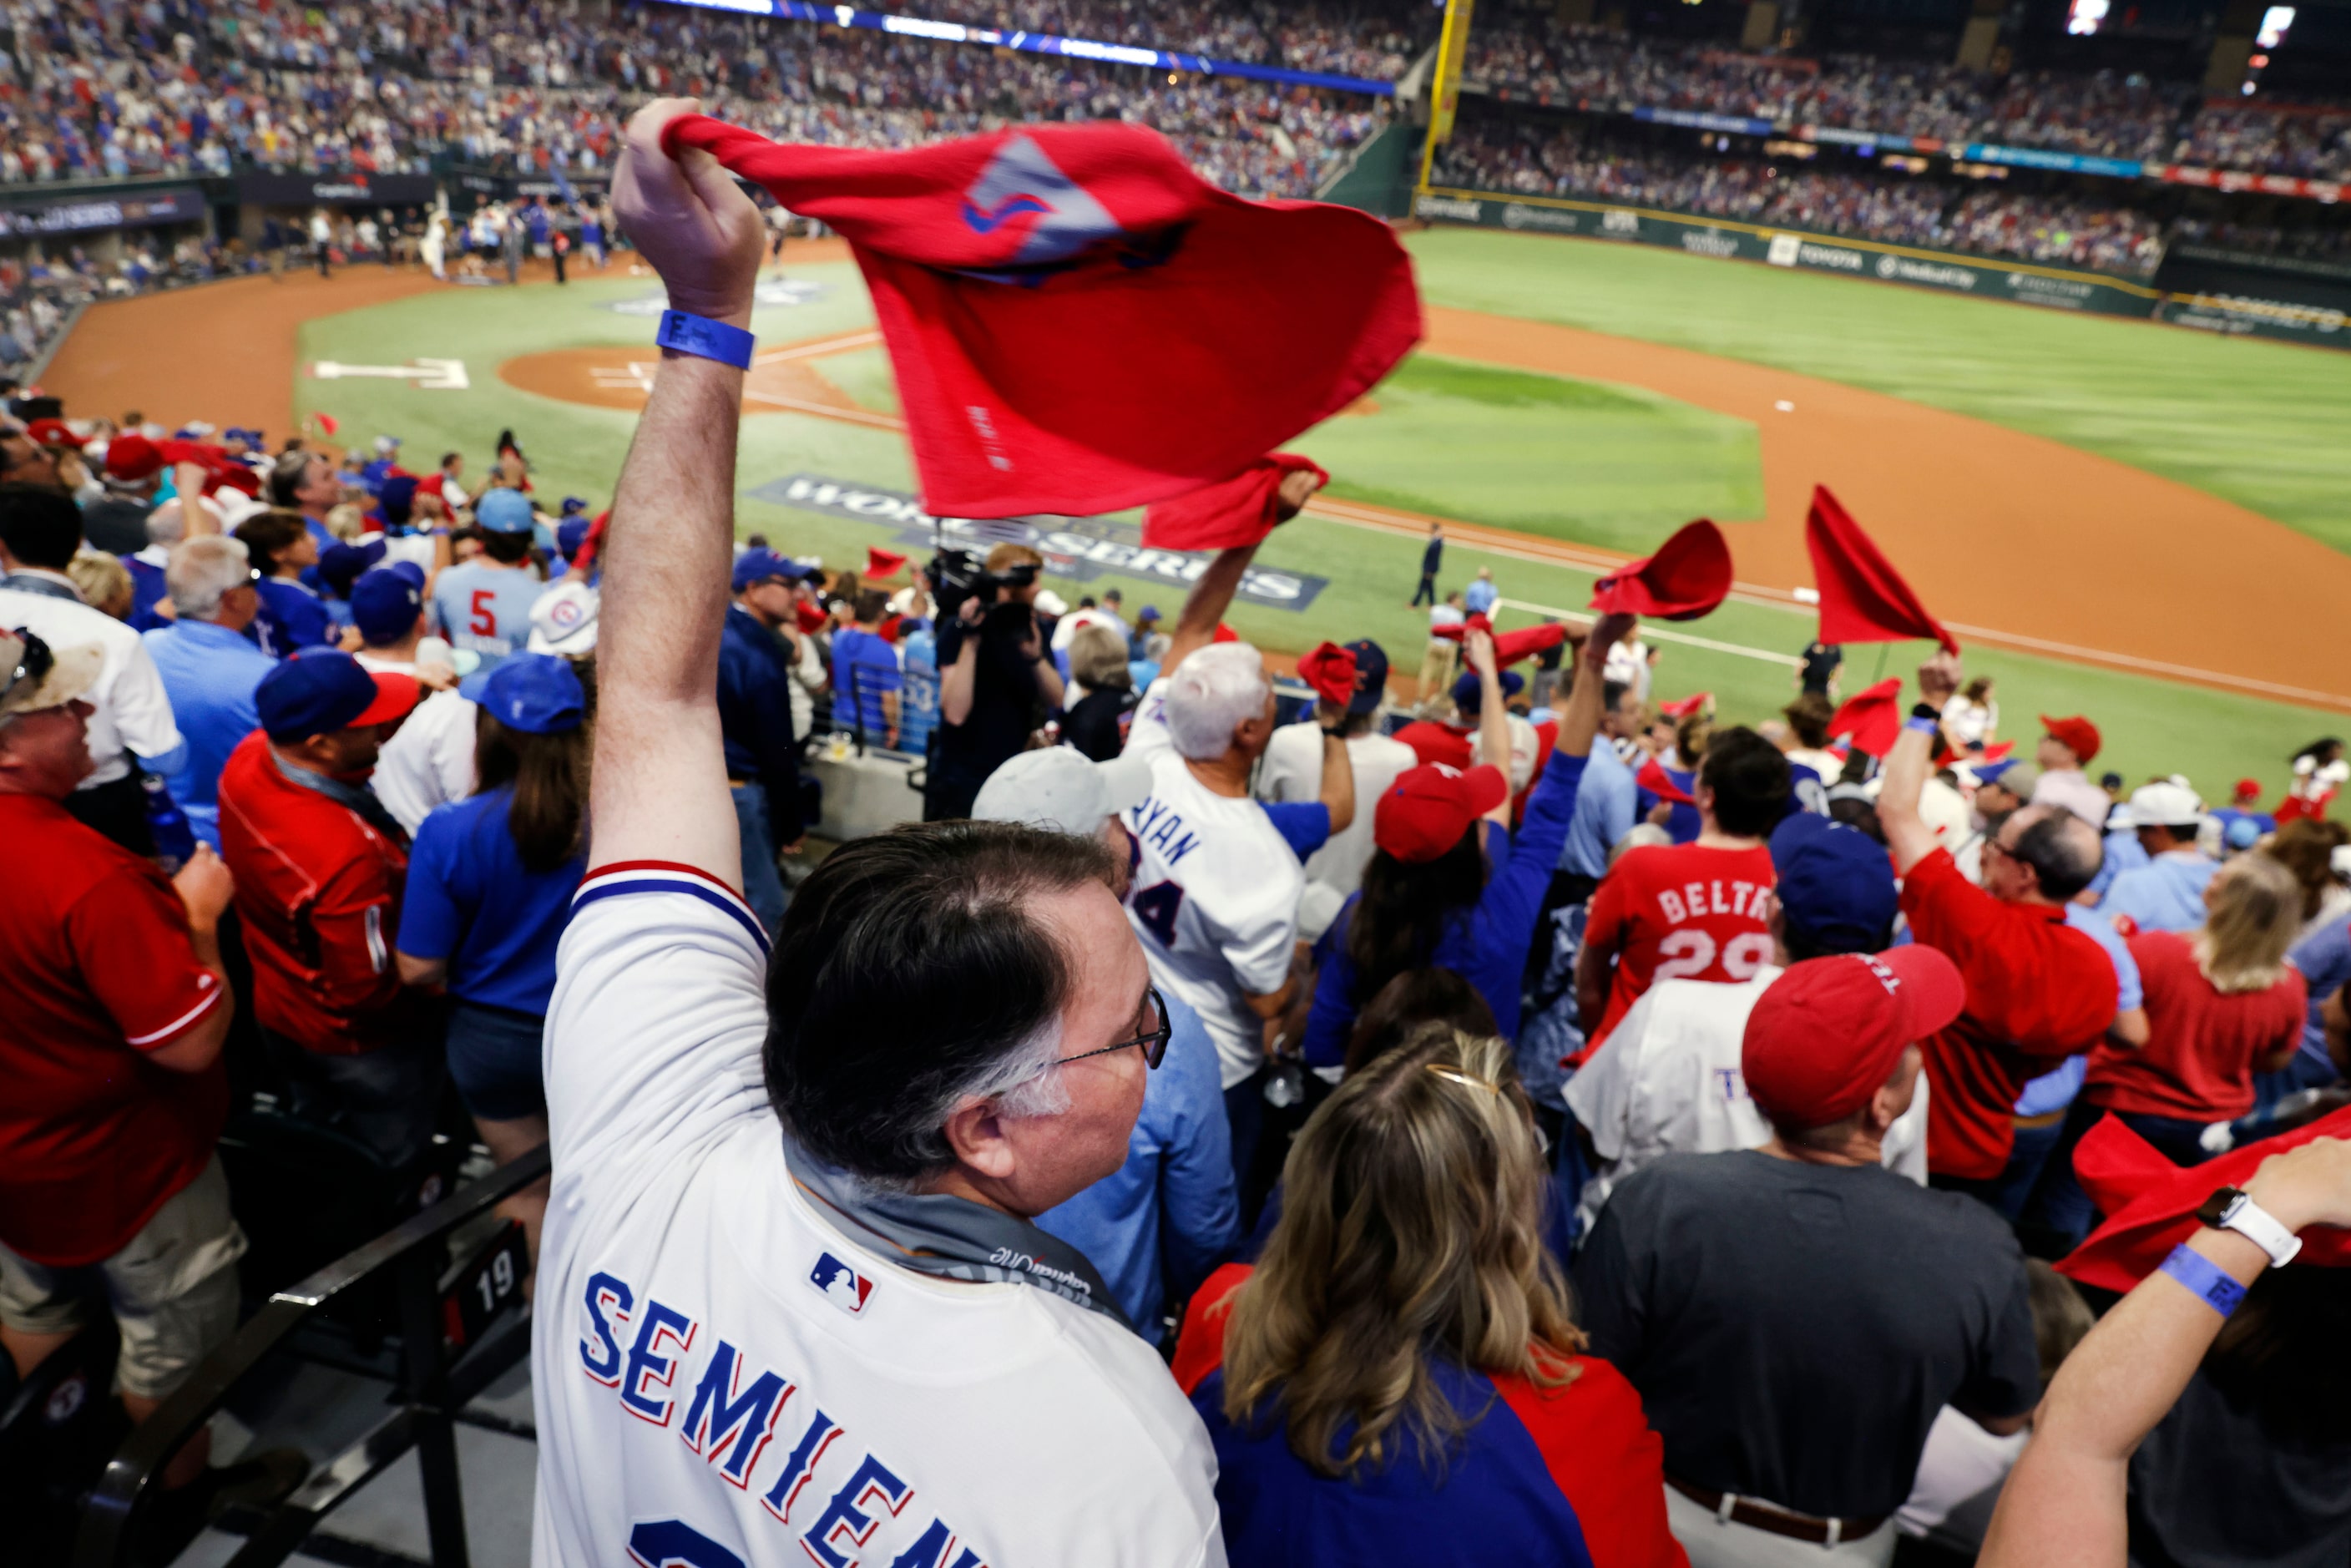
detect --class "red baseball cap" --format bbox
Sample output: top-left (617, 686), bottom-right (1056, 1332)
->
top-left (2233, 778), bottom-right (2263, 803)
top-left (105, 432), bottom-right (165, 480)
top-left (24, 417), bottom-right (82, 449)
top-left (2040, 713), bottom-right (2101, 764)
top-left (1373, 761), bottom-right (1507, 863)
top-left (1590, 518), bottom-right (1732, 622)
top-left (1742, 948), bottom-right (1965, 1130)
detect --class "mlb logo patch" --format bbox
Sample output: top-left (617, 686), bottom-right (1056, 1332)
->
top-left (809, 1252), bottom-right (875, 1317)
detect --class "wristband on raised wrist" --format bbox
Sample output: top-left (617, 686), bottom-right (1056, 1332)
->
top-left (2159, 1243), bottom-right (2247, 1316)
top-left (655, 309), bottom-right (755, 370)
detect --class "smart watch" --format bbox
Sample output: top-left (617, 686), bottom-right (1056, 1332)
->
top-left (2194, 1186), bottom-right (2303, 1268)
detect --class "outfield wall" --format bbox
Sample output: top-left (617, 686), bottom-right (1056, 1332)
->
top-left (1410, 185), bottom-right (2351, 352)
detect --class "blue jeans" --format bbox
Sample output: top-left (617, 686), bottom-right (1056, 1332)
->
top-left (731, 782), bottom-right (788, 938)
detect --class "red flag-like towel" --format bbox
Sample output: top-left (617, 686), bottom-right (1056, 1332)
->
top-left (1636, 756), bottom-right (1696, 805)
top-left (663, 115), bottom-right (1421, 518)
top-left (1804, 486), bottom-right (1957, 654)
top-left (1429, 615), bottom-right (1566, 669)
top-left (1295, 641), bottom-right (1359, 708)
top-left (1142, 453), bottom-right (1328, 552)
top-left (1657, 692), bottom-right (1711, 719)
top-left (312, 412), bottom-right (340, 437)
top-left (1589, 519), bottom-right (1732, 621)
top-left (2058, 1105), bottom-right (2351, 1295)
top-left (865, 546), bottom-right (908, 579)
top-left (1831, 677), bottom-right (1904, 759)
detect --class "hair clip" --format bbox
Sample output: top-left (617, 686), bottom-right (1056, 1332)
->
top-left (1423, 1064), bottom-right (1503, 1095)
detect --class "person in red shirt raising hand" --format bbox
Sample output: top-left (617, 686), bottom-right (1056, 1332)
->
top-left (1882, 651), bottom-right (2117, 1196)
top-left (1574, 727), bottom-right (1792, 1062)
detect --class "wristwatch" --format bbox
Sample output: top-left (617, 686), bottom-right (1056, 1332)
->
top-left (2195, 1186), bottom-right (2303, 1268)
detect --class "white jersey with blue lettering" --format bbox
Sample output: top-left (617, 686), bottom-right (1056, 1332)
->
top-left (530, 863), bottom-right (1225, 1568)
top-left (1120, 680), bottom-right (1302, 1090)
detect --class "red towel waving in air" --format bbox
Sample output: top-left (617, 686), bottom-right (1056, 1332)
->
top-left (661, 115), bottom-right (1422, 519)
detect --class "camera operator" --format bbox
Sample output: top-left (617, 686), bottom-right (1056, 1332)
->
top-left (926, 541), bottom-right (1064, 821)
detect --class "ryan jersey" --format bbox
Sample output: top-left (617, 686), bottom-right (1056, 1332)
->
top-left (1122, 682), bottom-right (1302, 1091)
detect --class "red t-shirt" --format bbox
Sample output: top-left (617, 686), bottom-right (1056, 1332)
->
top-left (0, 795), bottom-right (227, 1267)
top-left (1580, 842), bottom-right (1777, 1057)
top-left (1173, 1263), bottom-right (1685, 1568)
top-left (2086, 931), bottom-right (2307, 1120)
top-left (1899, 849), bottom-right (2118, 1179)
top-left (217, 731), bottom-right (431, 1055)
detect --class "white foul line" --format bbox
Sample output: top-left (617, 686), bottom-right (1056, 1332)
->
top-left (1495, 596), bottom-right (1802, 667)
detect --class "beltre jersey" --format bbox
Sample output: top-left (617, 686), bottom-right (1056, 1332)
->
top-left (431, 561), bottom-right (546, 671)
top-left (1122, 681), bottom-right (1302, 1091)
top-left (1580, 842), bottom-right (1777, 1061)
top-left (532, 864), bottom-right (1225, 1568)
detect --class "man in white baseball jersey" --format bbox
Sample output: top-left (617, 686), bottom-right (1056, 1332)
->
top-left (530, 100), bottom-right (1222, 1568)
top-left (1118, 514), bottom-right (1337, 1183)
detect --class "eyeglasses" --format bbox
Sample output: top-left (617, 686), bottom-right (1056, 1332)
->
top-left (1051, 987), bottom-right (1171, 1072)
top-left (1, 625), bottom-right (53, 708)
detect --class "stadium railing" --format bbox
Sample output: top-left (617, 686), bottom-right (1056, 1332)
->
top-left (73, 1146), bottom-right (550, 1568)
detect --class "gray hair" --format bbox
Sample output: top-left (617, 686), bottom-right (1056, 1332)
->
top-left (166, 534), bottom-right (250, 621)
top-left (858, 1020), bottom-right (1072, 1196)
top-left (1163, 642), bottom-right (1269, 761)
top-left (2007, 806), bottom-right (2105, 901)
top-left (144, 501), bottom-right (186, 547)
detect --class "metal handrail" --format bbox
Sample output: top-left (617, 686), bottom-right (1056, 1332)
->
top-left (73, 1145), bottom-right (552, 1568)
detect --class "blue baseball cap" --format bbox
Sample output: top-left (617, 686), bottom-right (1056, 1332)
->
top-left (1344, 639), bottom-right (1389, 716)
top-left (351, 569), bottom-right (425, 645)
top-left (1451, 668), bottom-right (1524, 714)
top-left (319, 539), bottom-right (387, 598)
top-left (255, 650), bottom-right (419, 742)
top-left (556, 517), bottom-right (591, 560)
top-left (474, 488), bottom-right (536, 534)
top-left (377, 473), bottom-right (419, 528)
top-left (732, 547), bottom-right (807, 592)
top-left (387, 560), bottom-right (427, 590)
top-left (468, 652), bottom-right (584, 735)
top-left (1768, 811), bottom-right (1898, 953)
top-left (559, 495), bottom-right (589, 517)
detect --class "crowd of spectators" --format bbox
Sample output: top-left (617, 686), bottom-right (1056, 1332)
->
top-left (1464, 8), bottom-right (2351, 181)
top-left (1436, 118), bottom-right (2171, 276)
top-left (0, 0), bottom-right (1389, 199)
top-left (8, 109), bottom-right (2351, 1564)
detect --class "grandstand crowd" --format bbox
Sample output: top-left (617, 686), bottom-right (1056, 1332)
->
top-left (5, 98), bottom-right (2351, 1565)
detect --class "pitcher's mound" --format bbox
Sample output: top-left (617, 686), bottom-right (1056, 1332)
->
top-left (500, 337), bottom-right (897, 430)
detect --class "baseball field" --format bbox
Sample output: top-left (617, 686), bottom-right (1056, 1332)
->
top-left (45, 225), bottom-right (2351, 795)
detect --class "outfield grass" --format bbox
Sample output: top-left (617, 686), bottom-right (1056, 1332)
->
top-left (294, 259), bottom-right (2348, 797)
top-left (1405, 227), bottom-right (2351, 555)
top-left (1297, 356), bottom-right (1762, 554)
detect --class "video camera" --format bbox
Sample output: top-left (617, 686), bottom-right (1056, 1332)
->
top-left (930, 544), bottom-right (1039, 623)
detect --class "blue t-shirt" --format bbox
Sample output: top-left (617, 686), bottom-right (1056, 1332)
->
top-left (1463, 578), bottom-right (1499, 615)
top-left (2101, 852), bottom-right (2222, 935)
top-left (2289, 913), bottom-right (2351, 1069)
top-left (431, 562), bottom-right (546, 671)
top-left (252, 577), bottom-right (335, 659)
top-left (1557, 742), bottom-right (1636, 880)
top-left (898, 627), bottom-right (939, 758)
top-left (396, 787), bottom-right (585, 1015)
top-left (828, 625), bottom-right (902, 737)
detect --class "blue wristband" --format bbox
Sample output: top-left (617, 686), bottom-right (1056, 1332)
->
top-left (1904, 716), bottom-right (1940, 737)
top-left (655, 310), bottom-right (754, 370)
top-left (2159, 1242), bottom-right (2247, 1318)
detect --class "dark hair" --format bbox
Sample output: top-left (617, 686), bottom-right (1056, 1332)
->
top-left (1783, 692), bottom-right (1834, 750)
top-left (1346, 832), bottom-right (1488, 1009)
top-left (1344, 968), bottom-right (1499, 1075)
top-left (233, 509), bottom-right (309, 576)
top-left (2265, 819), bottom-right (2350, 921)
top-left (2294, 738), bottom-right (2343, 766)
top-left (852, 589), bottom-right (887, 624)
top-left (2012, 810), bottom-right (2102, 901)
top-left (441, 451), bottom-right (461, 469)
top-left (2206, 1266), bottom-right (2351, 1443)
top-left (473, 711), bottom-right (589, 873)
top-left (1697, 727), bottom-right (1792, 837)
top-left (0, 483), bottom-right (83, 569)
top-left (267, 450), bottom-right (317, 508)
top-left (763, 822), bottom-right (1117, 1184)
top-left (480, 529), bottom-right (533, 565)
top-left (1602, 679), bottom-right (1630, 716)
top-left (1827, 795), bottom-right (1885, 843)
